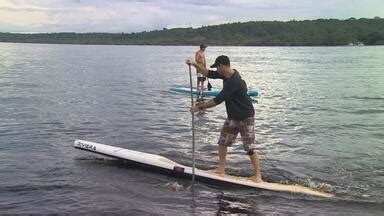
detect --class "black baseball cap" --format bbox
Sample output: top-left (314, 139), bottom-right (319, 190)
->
top-left (200, 44), bottom-right (207, 49)
top-left (210, 55), bottom-right (230, 68)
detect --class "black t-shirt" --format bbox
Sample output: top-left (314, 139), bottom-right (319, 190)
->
top-left (208, 69), bottom-right (255, 120)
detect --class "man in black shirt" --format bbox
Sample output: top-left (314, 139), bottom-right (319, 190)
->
top-left (186, 55), bottom-right (262, 183)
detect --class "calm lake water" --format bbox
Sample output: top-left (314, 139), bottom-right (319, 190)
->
top-left (0, 43), bottom-right (383, 215)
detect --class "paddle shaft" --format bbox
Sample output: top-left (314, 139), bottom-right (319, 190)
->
top-left (188, 65), bottom-right (196, 183)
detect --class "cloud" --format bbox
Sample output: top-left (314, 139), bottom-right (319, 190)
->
top-left (0, 0), bottom-right (383, 33)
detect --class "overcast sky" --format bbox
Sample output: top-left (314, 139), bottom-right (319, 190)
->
top-left (0, 0), bottom-right (383, 33)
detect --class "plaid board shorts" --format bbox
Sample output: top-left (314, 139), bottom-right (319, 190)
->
top-left (218, 115), bottom-right (257, 153)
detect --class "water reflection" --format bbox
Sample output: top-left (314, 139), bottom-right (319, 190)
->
top-left (1, 43), bottom-right (383, 214)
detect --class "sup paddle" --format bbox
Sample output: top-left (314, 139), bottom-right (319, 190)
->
top-left (188, 64), bottom-right (196, 183)
top-left (207, 79), bottom-right (212, 91)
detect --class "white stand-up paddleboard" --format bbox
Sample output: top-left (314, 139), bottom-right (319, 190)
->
top-left (74, 140), bottom-right (333, 198)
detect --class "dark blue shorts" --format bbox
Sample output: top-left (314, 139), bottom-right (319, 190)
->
top-left (197, 77), bottom-right (206, 82)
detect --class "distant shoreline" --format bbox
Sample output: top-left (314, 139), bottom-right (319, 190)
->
top-left (2, 41), bottom-right (383, 47)
top-left (1, 18), bottom-right (383, 46)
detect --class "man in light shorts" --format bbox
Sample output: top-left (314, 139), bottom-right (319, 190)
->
top-left (186, 55), bottom-right (262, 183)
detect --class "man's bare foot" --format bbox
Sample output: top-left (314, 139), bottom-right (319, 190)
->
top-left (250, 175), bottom-right (263, 183)
top-left (208, 168), bottom-right (225, 175)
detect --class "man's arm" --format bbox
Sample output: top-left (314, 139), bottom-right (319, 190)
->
top-left (190, 99), bottom-right (217, 113)
top-left (214, 78), bottom-right (238, 105)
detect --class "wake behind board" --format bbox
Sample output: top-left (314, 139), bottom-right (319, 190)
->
top-left (170, 86), bottom-right (258, 97)
top-left (74, 140), bottom-right (333, 198)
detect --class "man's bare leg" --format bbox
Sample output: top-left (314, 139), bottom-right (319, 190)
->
top-left (249, 152), bottom-right (263, 183)
top-left (209, 145), bottom-right (227, 175)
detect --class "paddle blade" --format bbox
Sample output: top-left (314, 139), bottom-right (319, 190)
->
top-left (207, 81), bottom-right (212, 91)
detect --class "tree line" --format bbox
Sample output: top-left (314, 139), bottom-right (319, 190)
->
top-left (1, 18), bottom-right (383, 46)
